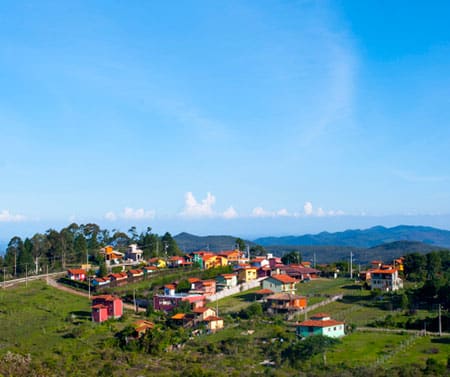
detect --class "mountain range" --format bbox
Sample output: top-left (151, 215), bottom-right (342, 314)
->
top-left (253, 225), bottom-right (450, 248)
top-left (174, 225), bottom-right (450, 264)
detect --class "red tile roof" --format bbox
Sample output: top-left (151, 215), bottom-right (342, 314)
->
top-left (371, 269), bottom-right (397, 274)
top-left (203, 316), bottom-right (222, 322)
top-left (298, 319), bottom-right (344, 328)
top-left (165, 284), bottom-right (176, 289)
top-left (68, 269), bottom-right (86, 275)
top-left (171, 313), bottom-right (186, 320)
top-left (188, 277), bottom-right (201, 283)
top-left (270, 274), bottom-right (298, 283)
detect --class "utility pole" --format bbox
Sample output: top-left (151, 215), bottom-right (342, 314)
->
top-left (88, 276), bottom-right (91, 299)
top-left (133, 288), bottom-right (137, 313)
top-left (46, 265), bottom-right (49, 285)
top-left (3, 268), bottom-right (5, 289)
top-left (313, 252), bottom-right (316, 268)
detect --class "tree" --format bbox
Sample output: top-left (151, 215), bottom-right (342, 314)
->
top-left (30, 234), bottom-right (50, 274)
top-left (426, 252), bottom-right (442, 280)
top-left (235, 238), bottom-right (246, 251)
top-left (161, 232), bottom-right (181, 256)
top-left (4, 236), bottom-right (23, 276)
top-left (281, 250), bottom-right (302, 265)
top-left (250, 245), bottom-right (266, 257)
top-left (97, 260), bottom-right (108, 278)
top-left (74, 234), bottom-right (88, 264)
top-left (404, 253), bottom-right (426, 281)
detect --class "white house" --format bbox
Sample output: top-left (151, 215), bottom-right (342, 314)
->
top-left (126, 244), bottom-right (143, 263)
top-left (370, 268), bottom-right (403, 291)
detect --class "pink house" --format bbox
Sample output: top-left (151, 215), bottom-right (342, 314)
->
top-left (91, 295), bottom-right (123, 322)
top-left (67, 269), bottom-right (86, 281)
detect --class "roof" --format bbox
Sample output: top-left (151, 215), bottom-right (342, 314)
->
top-left (67, 269), bottom-right (86, 275)
top-left (310, 313), bottom-right (330, 319)
top-left (128, 269), bottom-right (143, 275)
top-left (218, 250), bottom-right (240, 256)
top-left (202, 280), bottom-right (215, 286)
top-left (134, 320), bottom-right (154, 332)
top-left (188, 277), bottom-right (201, 283)
top-left (270, 274), bottom-right (298, 284)
top-left (92, 294), bottom-right (120, 301)
top-left (371, 269), bottom-right (397, 274)
top-left (91, 304), bottom-right (107, 309)
top-left (254, 289), bottom-right (274, 295)
top-left (298, 319), bottom-right (344, 328)
top-left (203, 316), bottom-right (222, 322)
top-left (171, 313), bottom-right (186, 320)
top-left (165, 284), bottom-right (176, 289)
top-left (220, 273), bottom-right (237, 279)
top-left (193, 307), bottom-right (214, 313)
top-left (266, 293), bottom-right (306, 301)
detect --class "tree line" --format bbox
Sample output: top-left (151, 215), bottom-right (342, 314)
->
top-left (0, 223), bottom-right (182, 278)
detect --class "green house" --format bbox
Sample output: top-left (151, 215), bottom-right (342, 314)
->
top-left (297, 313), bottom-right (345, 338)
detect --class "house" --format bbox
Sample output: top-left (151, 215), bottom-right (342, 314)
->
top-left (189, 279), bottom-right (217, 296)
top-left (153, 286), bottom-right (206, 312)
top-left (143, 266), bottom-right (158, 275)
top-left (203, 255), bottom-right (228, 270)
top-left (133, 320), bottom-right (154, 338)
top-left (262, 274), bottom-right (298, 294)
top-left (216, 273), bottom-right (238, 290)
top-left (280, 265), bottom-right (321, 281)
top-left (67, 269), bottom-right (86, 281)
top-left (148, 258), bottom-right (167, 269)
top-left (168, 256), bottom-right (185, 268)
top-left (204, 316), bottom-right (224, 332)
top-left (101, 246), bottom-right (124, 264)
top-left (370, 268), bottom-right (403, 291)
top-left (108, 272), bottom-right (128, 287)
top-left (192, 307), bottom-right (217, 321)
top-left (254, 288), bottom-right (274, 301)
top-left (265, 293), bottom-right (307, 312)
top-left (218, 250), bottom-right (247, 265)
top-left (191, 251), bottom-right (215, 268)
top-left (127, 269), bottom-right (144, 282)
top-left (251, 256), bottom-right (270, 268)
top-left (125, 244), bottom-right (143, 263)
top-left (237, 266), bottom-right (258, 283)
top-left (91, 295), bottom-right (123, 322)
top-left (92, 277), bottom-right (111, 288)
top-left (257, 266), bottom-right (272, 278)
top-left (297, 313), bottom-right (345, 338)
top-left (170, 312), bottom-right (195, 327)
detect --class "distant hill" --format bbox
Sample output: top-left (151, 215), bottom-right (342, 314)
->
top-left (264, 241), bottom-right (448, 265)
top-left (174, 232), bottom-right (255, 253)
top-left (254, 225), bottom-right (450, 248)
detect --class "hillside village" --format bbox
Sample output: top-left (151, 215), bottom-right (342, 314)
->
top-left (1, 229), bottom-right (449, 377)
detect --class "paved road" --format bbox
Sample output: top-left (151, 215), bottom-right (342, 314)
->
top-left (2, 271), bottom-right (66, 288)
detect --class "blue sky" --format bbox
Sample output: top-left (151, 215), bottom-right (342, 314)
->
top-left (1, 0), bottom-right (450, 241)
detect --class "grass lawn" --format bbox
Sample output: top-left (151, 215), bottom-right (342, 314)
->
top-left (213, 287), bottom-right (261, 314)
top-left (314, 331), bottom-right (450, 369)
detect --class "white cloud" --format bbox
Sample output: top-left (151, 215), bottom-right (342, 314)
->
top-left (104, 211), bottom-right (118, 221)
top-left (223, 206), bottom-right (238, 219)
top-left (304, 201), bottom-right (314, 216)
top-left (277, 208), bottom-right (290, 216)
top-left (251, 207), bottom-right (272, 218)
top-left (317, 207), bottom-right (325, 217)
top-left (123, 207), bottom-right (156, 220)
top-left (0, 209), bottom-right (26, 222)
top-left (104, 207), bottom-right (155, 221)
top-left (180, 192), bottom-right (216, 218)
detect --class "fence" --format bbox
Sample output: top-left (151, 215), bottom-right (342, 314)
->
top-left (206, 278), bottom-right (265, 302)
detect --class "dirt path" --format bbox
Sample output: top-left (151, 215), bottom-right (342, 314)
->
top-left (47, 278), bottom-right (146, 312)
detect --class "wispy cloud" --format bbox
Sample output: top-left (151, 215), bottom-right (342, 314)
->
top-left (104, 207), bottom-right (156, 221)
top-left (0, 209), bottom-right (26, 222)
top-left (392, 170), bottom-right (449, 183)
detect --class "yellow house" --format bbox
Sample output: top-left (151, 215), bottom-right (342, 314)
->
top-left (238, 266), bottom-right (258, 283)
top-left (149, 257), bottom-right (167, 269)
top-left (203, 255), bottom-right (228, 270)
